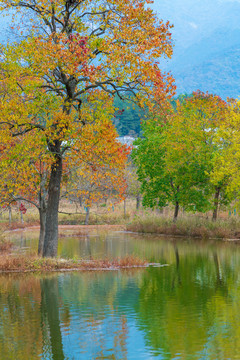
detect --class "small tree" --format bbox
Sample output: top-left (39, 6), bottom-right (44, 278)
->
top-left (125, 163), bottom-right (142, 210)
top-left (64, 122), bottom-right (129, 224)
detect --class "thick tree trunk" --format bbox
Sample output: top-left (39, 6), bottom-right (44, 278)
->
top-left (212, 186), bottom-right (221, 222)
top-left (38, 162), bottom-right (48, 256)
top-left (38, 208), bottom-right (47, 256)
top-left (43, 156), bottom-right (62, 257)
top-left (40, 277), bottom-right (65, 360)
top-left (84, 207), bottom-right (90, 225)
top-left (173, 201), bottom-right (179, 222)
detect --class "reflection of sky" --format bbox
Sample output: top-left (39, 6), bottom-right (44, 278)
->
top-left (56, 271), bottom-right (161, 359)
top-left (60, 309), bottom-right (160, 360)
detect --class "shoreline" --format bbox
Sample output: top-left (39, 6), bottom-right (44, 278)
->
top-left (5, 223), bottom-right (240, 242)
top-left (4, 224), bottom-right (126, 233)
top-left (0, 263), bottom-right (167, 274)
top-left (0, 253), bottom-right (155, 274)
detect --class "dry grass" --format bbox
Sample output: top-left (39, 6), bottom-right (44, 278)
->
top-left (0, 199), bottom-right (139, 228)
top-left (0, 254), bottom-right (148, 273)
top-left (2, 199), bottom-right (240, 240)
top-left (127, 214), bottom-right (240, 239)
top-left (0, 229), bottom-right (14, 252)
top-left (0, 239), bottom-right (13, 252)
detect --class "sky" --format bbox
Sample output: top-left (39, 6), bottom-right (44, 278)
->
top-left (151, 0), bottom-right (240, 51)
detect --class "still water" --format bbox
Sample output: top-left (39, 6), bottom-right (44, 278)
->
top-left (1, 230), bottom-right (240, 359)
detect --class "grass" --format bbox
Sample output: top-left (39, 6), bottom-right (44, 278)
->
top-left (0, 199), bottom-right (138, 227)
top-left (2, 198), bottom-right (240, 240)
top-left (0, 239), bottom-right (13, 252)
top-left (0, 254), bottom-right (148, 273)
top-left (0, 229), bottom-right (14, 252)
top-left (127, 214), bottom-right (240, 239)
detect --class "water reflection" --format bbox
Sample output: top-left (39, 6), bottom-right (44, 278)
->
top-left (40, 277), bottom-right (65, 360)
top-left (1, 232), bottom-right (240, 359)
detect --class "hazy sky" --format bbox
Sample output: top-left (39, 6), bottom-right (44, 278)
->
top-left (151, 0), bottom-right (240, 47)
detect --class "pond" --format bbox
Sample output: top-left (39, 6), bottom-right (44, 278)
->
top-left (1, 230), bottom-right (240, 359)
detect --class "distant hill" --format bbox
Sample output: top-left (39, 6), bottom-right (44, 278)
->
top-left (174, 45), bottom-right (240, 99)
top-left (152, 0), bottom-right (240, 99)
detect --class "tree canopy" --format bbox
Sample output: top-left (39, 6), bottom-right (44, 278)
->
top-left (133, 92), bottom-right (231, 220)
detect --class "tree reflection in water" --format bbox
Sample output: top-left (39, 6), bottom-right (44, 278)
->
top-left (1, 235), bottom-right (240, 359)
top-left (40, 277), bottom-right (65, 360)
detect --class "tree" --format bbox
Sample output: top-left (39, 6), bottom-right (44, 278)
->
top-left (0, 0), bottom-right (175, 257)
top-left (125, 162), bottom-right (142, 210)
top-left (0, 132), bottom-right (50, 254)
top-left (210, 99), bottom-right (240, 210)
top-left (133, 92), bottom-right (229, 220)
top-left (64, 121), bottom-right (129, 225)
top-left (179, 91), bottom-right (230, 221)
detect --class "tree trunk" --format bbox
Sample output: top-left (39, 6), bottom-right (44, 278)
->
top-left (43, 156), bottom-right (62, 257)
top-left (84, 207), bottom-right (90, 225)
top-left (20, 211), bottom-right (24, 224)
top-left (124, 199), bottom-right (127, 218)
top-left (8, 205), bottom-right (12, 227)
top-left (173, 201), bottom-right (179, 222)
top-left (212, 186), bottom-right (221, 222)
top-left (40, 277), bottom-right (65, 360)
top-left (38, 208), bottom-right (47, 256)
top-left (79, 196), bottom-right (82, 207)
top-left (38, 162), bottom-right (48, 256)
top-left (136, 194), bottom-right (141, 210)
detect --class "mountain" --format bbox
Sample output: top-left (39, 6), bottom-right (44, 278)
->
top-left (152, 0), bottom-right (240, 99)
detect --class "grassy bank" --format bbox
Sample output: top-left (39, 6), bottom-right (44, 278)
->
top-left (127, 214), bottom-right (240, 240)
top-left (1, 199), bottom-right (240, 240)
top-left (0, 251), bottom-right (148, 273)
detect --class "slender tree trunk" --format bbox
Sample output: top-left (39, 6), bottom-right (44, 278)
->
top-left (20, 211), bottom-right (24, 224)
top-left (171, 181), bottom-right (179, 222)
top-left (173, 201), bottom-right (179, 222)
top-left (136, 194), bottom-right (141, 210)
top-left (79, 196), bottom-right (82, 207)
top-left (8, 205), bottom-right (12, 227)
top-left (124, 199), bottom-right (127, 218)
top-left (43, 156), bottom-right (62, 257)
top-left (38, 208), bottom-right (47, 256)
top-left (212, 186), bottom-right (221, 222)
top-left (84, 207), bottom-right (90, 225)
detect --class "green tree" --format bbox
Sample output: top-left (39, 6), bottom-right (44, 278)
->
top-left (133, 92), bottom-right (230, 220)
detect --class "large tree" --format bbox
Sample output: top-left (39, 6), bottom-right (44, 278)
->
top-left (0, 0), bottom-right (175, 256)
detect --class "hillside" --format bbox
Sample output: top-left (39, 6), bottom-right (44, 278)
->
top-left (152, 0), bottom-right (240, 99)
top-left (174, 45), bottom-right (240, 99)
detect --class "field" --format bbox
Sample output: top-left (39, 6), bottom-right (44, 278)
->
top-left (1, 198), bottom-right (240, 241)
